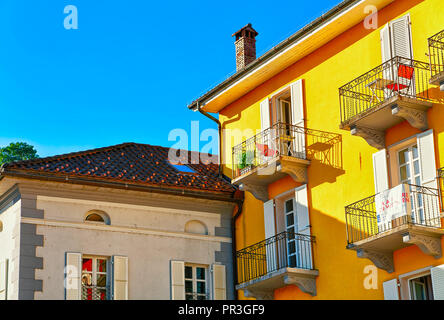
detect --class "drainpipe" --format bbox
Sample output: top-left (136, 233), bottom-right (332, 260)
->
top-left (231, 198), bottom-right (244, 300)
top-left (193, 101), bottom-right (244, 299)
top-left (196, 102), bottom-right (223, 177)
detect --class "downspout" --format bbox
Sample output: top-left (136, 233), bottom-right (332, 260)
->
top-left (196, 102), bottom-right (223, 177)
top-left (194, 101), bottom-right (243, 299)
top-left (231, 198), bottom-right (244, 300)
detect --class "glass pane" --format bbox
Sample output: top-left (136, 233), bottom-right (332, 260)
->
top-left (289, 255), bottom-right (296, 268)
top-left (185, 266), bottom-right (192, 279)
top-left (400, 165), bottom-right (410, 181)
top-left (412, 145), bottom-right (418, 160)
top-left (197, 295), bottom-right (206, 300)
top-left (413, 160), bottom-right (420, 176)
top-left (186, 294), bottom-right (194, 300)
top-left (413, 282), bottom-right (425, 300)
top-left (196, 267), bottom-right (205, 280)
top-left (287, 227), bottom-right (295, 239)
top-left (97, 259), bottom-right (107, 273)
top-left (82, 259), bottom-right (92, 272)
top-left (81, 273), bottom-right (92, 286)
top-left (197, 281), bottom-right (206, 294)
top-left (288, 241), bottom-right (296, 254)
top-left (97, 274), bottom-right (107, 287)
top-left (398, 148), bottom-right (409, 165)
top-left (415, 176), bottom-right (421, 186)
top-left (285, 200), bottom-right (293, 213)
top-left (185, 280), bottom-right (193, 293)
top-left (98, 288), bottom-right (107, 300)
top-left (286, 213), bottom-right (294, 227)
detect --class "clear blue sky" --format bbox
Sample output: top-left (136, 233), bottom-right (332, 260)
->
top-left (0, 0), bottom-right (341, 157)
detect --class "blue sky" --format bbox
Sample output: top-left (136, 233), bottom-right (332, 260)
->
top-left (0, 0), bottom-right (341, 157)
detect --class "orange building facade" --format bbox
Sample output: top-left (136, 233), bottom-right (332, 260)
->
top-left (189, 0), bottom-right (444, 299)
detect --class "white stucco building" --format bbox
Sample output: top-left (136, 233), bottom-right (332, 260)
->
top-left (0, 143), bottom-right (242, 300)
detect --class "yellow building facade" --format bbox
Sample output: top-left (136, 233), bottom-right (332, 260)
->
top-left (189, 0), bottom-right (444, 299)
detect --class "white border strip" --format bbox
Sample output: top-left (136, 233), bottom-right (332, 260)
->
top-left (22, 217), bottom-right (232, 243)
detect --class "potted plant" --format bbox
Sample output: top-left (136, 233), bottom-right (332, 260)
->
top-left (237, 151), bottom-right (254, 176)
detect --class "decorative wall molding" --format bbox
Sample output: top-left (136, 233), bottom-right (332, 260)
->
top-left (350, 126), bottom-right (385, 149)
top-left (391, 105), bottom-right (428, 131)
top-left (357, 249), bottom-right (394, 273)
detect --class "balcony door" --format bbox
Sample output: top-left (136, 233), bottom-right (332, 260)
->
top-left (284, 198), bottom-right (300, 268)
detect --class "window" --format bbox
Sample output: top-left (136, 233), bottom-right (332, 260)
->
top-left (81, 256), bottom-right (109, 300)
top-left (170, 163), bottom-right (196, 174)
top-left (409, 275), bottom-right (434, 300)
top-left (184, 265), bottom-right (207, 300)
top-left (84, 210), bottom-right (110, 225)
top-left (284, 198), bottom-right (299, 268)
top-left (398, 144), bottom-right (421, 186)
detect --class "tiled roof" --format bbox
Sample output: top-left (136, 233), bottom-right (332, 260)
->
top-left (1, 143), bottom-right (237, 195)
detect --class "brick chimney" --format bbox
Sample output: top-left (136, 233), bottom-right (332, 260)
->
top-left (232, 23), bottom-right (258, 72)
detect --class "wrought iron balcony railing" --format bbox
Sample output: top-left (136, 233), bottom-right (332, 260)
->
top-left (339, 56), bottom-right (432, 125)
top-left (236, 231), bottom-right (315, 284)
top-left (82, 285), bottom-right (109, 300)
top-left (345, 184), bottom-right (442, 245)
top-left (439, 167), bottom-right (444, 208)
top-left (428, 29), bottom-right (444, 81)
top-left (232, 122), bottom-right (342, 179)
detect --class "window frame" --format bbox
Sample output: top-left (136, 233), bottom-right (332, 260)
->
top-left (81, 255), bottom-right (110, 300)
top-left (184, 264), bottom-right (208, 300)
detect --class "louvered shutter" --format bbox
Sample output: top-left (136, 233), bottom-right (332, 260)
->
top-left (383, 279), bottom-right (399, 300)
top-left (112, 256), bottom-right (128, 300)
top-left (431, 265), bottom-right (444, 300)
top-left (65, 252), bottom-right (82, 300)
top-left (0, 259), bottom-right (8, 300)
top-left (170, 260), bottom-right (185, 300)
top-left (417, 130), bottom-right (438, 189)
top-left (290, 80), bottom-right (304, 127)
top-left (295, 185), bottom-right (312, 269)
top-left (290, 80), bottom-right (306, 158)
top-left (389, 15), bottom-right (413, 60)
top-left (260, 98), bottom-right (271, 131)
top-left (373, 149), bottom-right (389, 194)
top-left (381, 24), bottom-right (392, 63)
top-left (212, 264), bottom-right (226, 300)
top-left (264, 200), bottom-right (277, 272)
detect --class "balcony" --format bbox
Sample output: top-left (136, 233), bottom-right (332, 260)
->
top-left (82, 285), bottom-right (109, 300)
top-left (339, 57), bottom-right (433, 149)
top-left (428, 29), bottom-right (444, 90)
top-left (236, 231), bottom-right (318, 300)
top-left (232, 122), bottom-right (342, 202)
top-left (345, 183), bottom-right (443, 273)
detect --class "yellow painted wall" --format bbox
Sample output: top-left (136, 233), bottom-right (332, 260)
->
top-left (219, 0), bottom-right (444, 299)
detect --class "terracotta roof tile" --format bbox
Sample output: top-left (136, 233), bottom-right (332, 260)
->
top-left (2, 143), bottom-right (236, 194)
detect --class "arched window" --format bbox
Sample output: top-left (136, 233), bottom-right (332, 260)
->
top-left (185, 220), bottom-right (208, 235)
top-left (84, 210), bottom-right (110, 225)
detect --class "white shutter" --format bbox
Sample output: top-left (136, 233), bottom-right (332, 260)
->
top-left (0, 259), bottom-right (8, 300)
top-left (260, 98), bottom-right (271, 131)
top-left (263, 200), bottom-right (277, 272)
top-left (212, 264), bottom-right (226, 300)
top-left (295, 185), bottom-right (312, 269)
top-left (381, 24), bottom-right (392, 63)
top-left (417, 129), bottom-right (438, 189)
top-left (264, 200), bottom-right (275, 239)
top-left (112, 256), bottom-right (128, 300)
top-left (170, 260), bottom-right (185, 300)
top-left (290, 79), bottom-right (304, 127)
top-left (431, 265), bottom-right (444, 300)
top-left (389, 15), bottom-right (413, 60)
top-left (383, 279), bottom-right (399, 300)
top-left (373, 149), bottom-right (389, 194)
top-left (295, 185), bottom-right (310, 236)
top-left (65, 252), bottom-right (82, 300)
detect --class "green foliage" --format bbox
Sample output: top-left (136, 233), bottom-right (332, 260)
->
top-left (238, 150), bottom-right (254, 170)
top-left (0, 142), bottom-right (39, 165)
